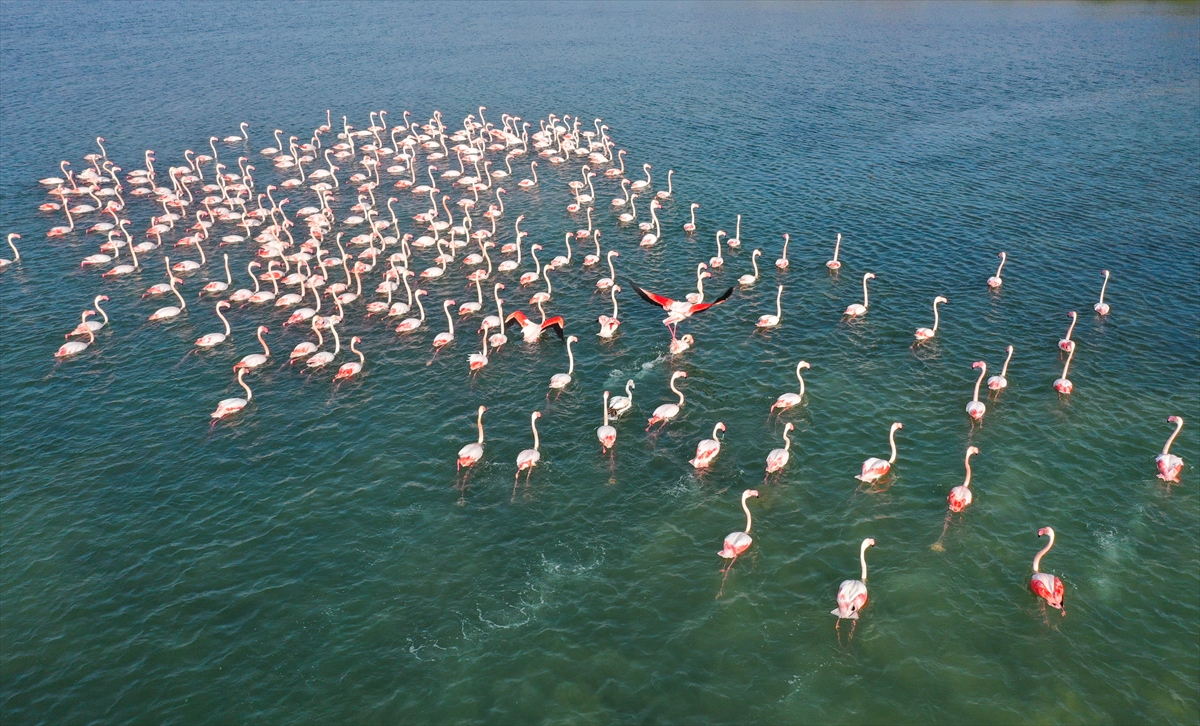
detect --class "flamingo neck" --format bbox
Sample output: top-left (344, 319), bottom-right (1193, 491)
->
top-left (610, 288), bottom-right (619, 317)
top-left (932, 300), bottom-right (940, 331)
top-left (862, 276), bottom-right (870, 308)
top-left (752, 252), bottom-right (759, 276)
top-left (860, 543), bottom-right (870, 582)
top-left (1061, 347), bottom-right (1074, 377)
top-left (742, 495), bottom-right (753, 534)
top-left (331, 325), bottom-right (341, 354)
top-left (1098, 273), bottom-right (1109, 303)
top-left (565, 340), bottom-right (574, 374)
top-left (996, 254), bottom-right (1006, 276)
top-left (887, 427), bottom-right (899, 464)
top-left (445, 304), bottom-right (454, 333)
top-left (531, 416), bottom-right (540, 451)
top-left (1032, 532), bottom-right (1054, 573)
top-left (602, 394), bottom-right (610, 426)
top-left (832, 233), bottom-right (840, 261)
top-left (1001, 347), bottom-right (1013, 376)
top-left (1163, 418), bottom-right (1184, 455)
top-left (238, 371), bottom-right (252, 400)
top-left (973, 364), bottom-right (986, 402)
top-left (258, 329), bottom-right (269, 356)
top-left (1065, 314), bottom-right (1077, 340)
top-left (782, 428), bottom-right (792, 451)
top-left (963, 451), bottom-right (974, 488)
top-left (217, 306), bottom-right (230, 335)
top-left (671, 377), bottom-right (685, 406)
top-left (796, 365), bottom-right (806, 398)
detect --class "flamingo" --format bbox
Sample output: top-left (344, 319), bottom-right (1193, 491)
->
top-left (433, 300), bottom-right (456, 347)
top-left (656, 169), bottom-right (674, 199)
top-left (630, 280), bottom-right (733, 339)
top-left (223, 122), bottom-right (249, 144)
top-left (857, 422), bottom-right (902, 483)
top-left (685, 264), bottom-right (710, 305)
top-left (738, 249), bottom-right (761, 287)
top-left (333, 336), bottom-right (365, 380)
top-left (832, 538), bottom-right (876, 624)
top-left (646, 371), bottom-right (686, 431)
top-left (583, 229), bottom-right (602, 267)
top-left (596, 250), bottom-right (619, 290)
top-left (770, 361), bottom-right (810, 413)
top-left (987, 252), bottom-right (1006, 288)
top-left (196, 301), bottom-right (232, 348)
top-left (1053, 345), bottom-right (1075, 394)
top-left (668, 334), bottom-right (695, 356)
top-left (395, 289), bottom-right (428, 333)
top-left (307, 319), bottom-right (341, 368)
top-left (765, 422), bottom-right (796, 476)
top-left (966, 361), bottom-right (987, 420)
top-left (630, 163), bottom-right (652, 191)
top-left (609, 380), bottom-right (634, 418)
top-left (211, 368), bottom-right (253, 420)
top-left (597, 392), bottom-right (617, 453)
top-left (549, 335), bottom-right (577, 390)
top-left (1156, 416), bottom-right (1185, 482)
top-left (519, 244), bottom-right (543, 286)
top-left (775, 233), bottom-right (789, 270)
top-left (233, 326), bottom-right (270, 371)
top-left (597, 285), bottom-right (621, 339)
top-left (690, 422), bottom-right (726, 469)
top-left (290, 317), bottom-right (323, 361)
top-left (517, 161), bottom-right (538, 188)
top-left (947, 446), bottom-right (980, 512)
top-left (709, 230), bottom-right (725, 269)
top-left (68, 295), bottom-right (110, 335)
top-left (915, 296), bottom-right (948, 342)
top-left (987, 346), bottom-right (1014, 390)
top-left (459, 276), bottom-right (484, 316)
top-left (757, 285), bottom-right (784, 329)
top-left (1094, 269), bottom-right (1112, 315)
top-left (0, 233), bottom-right (20, 269)
top-left (1030, 528), bottom-right (1065, 614)
top-left (504, 307), bottom-right (564, 343)
top-left (468, 323), bottom-right (491, 371)
top-left (149, 258), bottom-right (187, 321)
top-left (684, 202), bottom-right (699, 233)
top-left (55, 313), bottom-right (95, 357)
top-left (515, 411), bottom-right (542, 484)
top-left (458, 406), bottom-right (486, 471)
top-left (844, 273), bottom-right (875, 318)
top-left (827, 233), bottom-right (842, 270)
top-left (717, 489), bottom-right (760, 568)
top-left (1058, 311), bottom-right (1078, 352)
top-left (201, 254), bottom-right (233, 295)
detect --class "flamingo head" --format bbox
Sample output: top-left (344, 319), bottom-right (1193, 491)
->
top-left (865, 272), bottom-right (876, 280)
top-left (967, 446), bottom-right (980, 456)
top-left (935, 296), bottom-right (948, 304)
top-left (891, 422), bottom-right (903, 432)
top-left (799, 361), bottom-right (811, 370)
top-left (1068, 310), bottom-right (1077, 319)
top-left (784, 422), bottom-right (795, 433)
top-left (744, 489), bottom-right (759, 499)
top-left (681, 334), bottom-right (694, 345)
top-left (973, 360), bottom-right (986, 371)
top-left (1168, 415), bottom-right (1182, 425)
top-left (1038, 527), bottom-right (1053, 538)
top-left (864, 538), bottom-right (877, 549)
top-left (715, 422), bottom-right (726, 434)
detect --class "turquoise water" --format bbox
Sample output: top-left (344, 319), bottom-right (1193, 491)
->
top-left (2, 2), bottom-right (1198, 723)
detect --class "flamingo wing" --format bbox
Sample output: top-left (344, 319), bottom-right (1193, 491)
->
top-left (629, 281), bottom-right (675, 309)
top-left (504, 311), bottom-right (530, 330)
top-left (541, 316), bottom-right (566, 339)
top-left (687, 286), bottom-right (734, 315)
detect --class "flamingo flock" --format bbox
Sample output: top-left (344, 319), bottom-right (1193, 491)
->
top-left (11, 105), bottom-right (1186, 635)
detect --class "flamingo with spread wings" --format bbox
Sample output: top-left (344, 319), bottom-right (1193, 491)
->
top-left (629, 279), bottom-right (733, 338)
top-left (504, 310), bottom-right (565, 343)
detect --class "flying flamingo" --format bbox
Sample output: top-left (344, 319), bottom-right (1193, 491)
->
top-left (55, 312), bottom-right (95, 358)
top-left (211, 368), bottom-right (252, 420)
top-left (914, 296), bottom-right (948, 342)
top-left (738, 249), bottom-right (761, 287)
top-left (630, 280), bottom-right (733, 339)
top-left (1058, 311), bottom-right (1078, 352)
top-left (857, 422), bottom-right (902, 483)
top-left (832, 538), bottom-right (876, 633)
top-left (775, 233), bottom-right (789, 270)
top-left (647, 371), bottom-right (687, 431)
top-left (844, 272), bottom-right (874, 318)
top-left (1094, 269), bottom-right (1111, 315)
top-left (195, 301), bottom-right (232, 348)
top-left (826, 233), bottom-right (842, 270)
top-left (458, 406), bottom-right (487, 471)
top-left (987, 346), bottom-right (1014, 390)
top-left (765, 423), bottom-right (796, 477)
top-left (333, 336), bottom-right (364, 380)
top-left (757, 285), bottom-right (784, 329)
top-left (987, 252), bottom-right (1006, 288)
top-left (770, 361), bottom-right (810, 414)
top-left (966, 361), bottom-right (987, 421)
top-left (609, 380), bottom-right (634, 418)
top-left (690, 422), bottom-right (726, 469)
top-left (597, 285), bottom-right (621, 339)
top-left (234, 326), bottom-right (270, 371)
top-left (1053, 345), bottom-right (1075, 394)
top-left (597, 392), bottom-right (617, 453)
top-left (948, 446), bottom-right (980, 512)
top-left (514, 411), bottom-right (543, 487)
top-left (717, 489), bottom-right (760, 572)
top-left (1030, 527), bottom-right (1065, 614)
top-left (1156, 416), bottom-right (1185, 482)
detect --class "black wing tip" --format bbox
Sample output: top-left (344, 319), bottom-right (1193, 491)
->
top-left (714, 286), bottom-right (734, 304)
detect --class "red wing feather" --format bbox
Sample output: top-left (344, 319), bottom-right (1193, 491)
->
top-left (504, 311), bottom-right (529, 330)
top-left (542, 316), bottom-right (566, 339)
top-left (629, 280), bottom-right (675, 309)
top-left (687, 286), bottom-right (734, 314)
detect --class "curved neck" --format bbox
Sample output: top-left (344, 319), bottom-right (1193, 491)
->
top-left (607, 253), bottom-right (616, 279)
top-left (531, 415), bottom-right (540, 451)
top-left (932, 299), bottom-right (941, 331)
top-left (1061, 346), bottom-right (1074, 377)
top-left (1064, 314), bottom-right (1077, 340)
top-left (171, 278), bottom-right (185, 309)
top-left (796, 364), bottom-right (806, 398)
top-left (782, 427), bottom-right (792, 451)
top-left (963, 450), bottom-right (975, 488)
top-left (610, 287), bottom-right (619, 317)
top-left (565, 339), bottom-right (574, 374)
top-left (330, 324), bottom-right (341, 354)
top-left (1001, 346), bottom-right (1013, 376)
top-left (217, 305), bottom-right (230, 335)
top-left (775, 286), bottom-right (782, 317)
top-left (258, 329), bottom-right (269, 356)
top-left (94, 297), bottom-right (108, 323)
top-left (444, 303), bottom-right (454, 333)
top-left (860, 543), bottom-right (870, 581)
top-left (995, 254), bottom-right (1006, 276)
top-left (1098, 272), bottom-right (1110, 303)
top-left (671, 376), bottom-right (684, 406)
top-left (1163, 418), bottom-right (1184, 455)
top-left (415, 293), bottom-right (425, 320)
top-left (973, 364), bottom-right (986, 402)
top-left (238, 371), bottom-right (252, 400)
top-left (1032, 531), bottom-right (1054, 573)
top-left (352, 338), bottom-right (363, 362)
top-left (887, 426), bottom-right (899, 463)
top-left (742, 494), bottom-right (753, 534)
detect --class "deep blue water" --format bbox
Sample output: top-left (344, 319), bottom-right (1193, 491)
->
top-left (2, 2), bottom-right (1198, 723)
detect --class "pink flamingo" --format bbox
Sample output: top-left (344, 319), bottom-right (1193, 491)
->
top-left (683, 202), bottom-right (699, 233)
top-left (233, 326), bottom-right (270, 371)
top-left (597, 392), bottom-right (617, 453)
top-left (597, 285), bottom-right (621, 339)
top-left (914, 296), bottom-right (947, 342)
top-left (457, 406), bottom-right (486, 471)
top-left (647, 371), bottom-right (686, 430)
top-left (1156, 416), bottom-right (1184, 482)
top-left (668, 334), bottom-right (694, 356)
top-left (211, 368), bottom-right (252, 420)
top-left (333, 336), bottom-right (364, 380)
top-left (630, 280), bottom-right (733, 339)
top-left (770, 361), bottom-right (810, 414)
top-left (987, 346), bottom-right (1014, 390)
top-left (947, 446), bottom-right (980, 512)
top-left (987, 252), bottom-right (1006, 288)
top-left (1094, 269), bottom-right (1111, 315)
top-left (844, 273), bottom-right (874, 318)
top-left (832, 538), bottom-right (876, 628)
top-left (1058, 311), bottom-right (1078, 352)
top-left (55, 312), bottom-right (95, 358)
top-left (195, 301), bottom-right (232, 348)
top-left (966, 361), bottom-right (987, 420)
top-left (1030, 527), bottom-right (1065, 614)
top-left (826, 233), bottom-right (842, 270)
top-left (690, 422), bottom-right (726, 469)
top-left (515, 411), bottom-right (542, 485)
top-left (1053, 345), bottom-right (1075, 394)
top-left (857, 422), bottom-right (902, 483)
top-left (765, 423), bottom-right (795, 477)
top-left (717, 489), bottom-right (760, 569)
